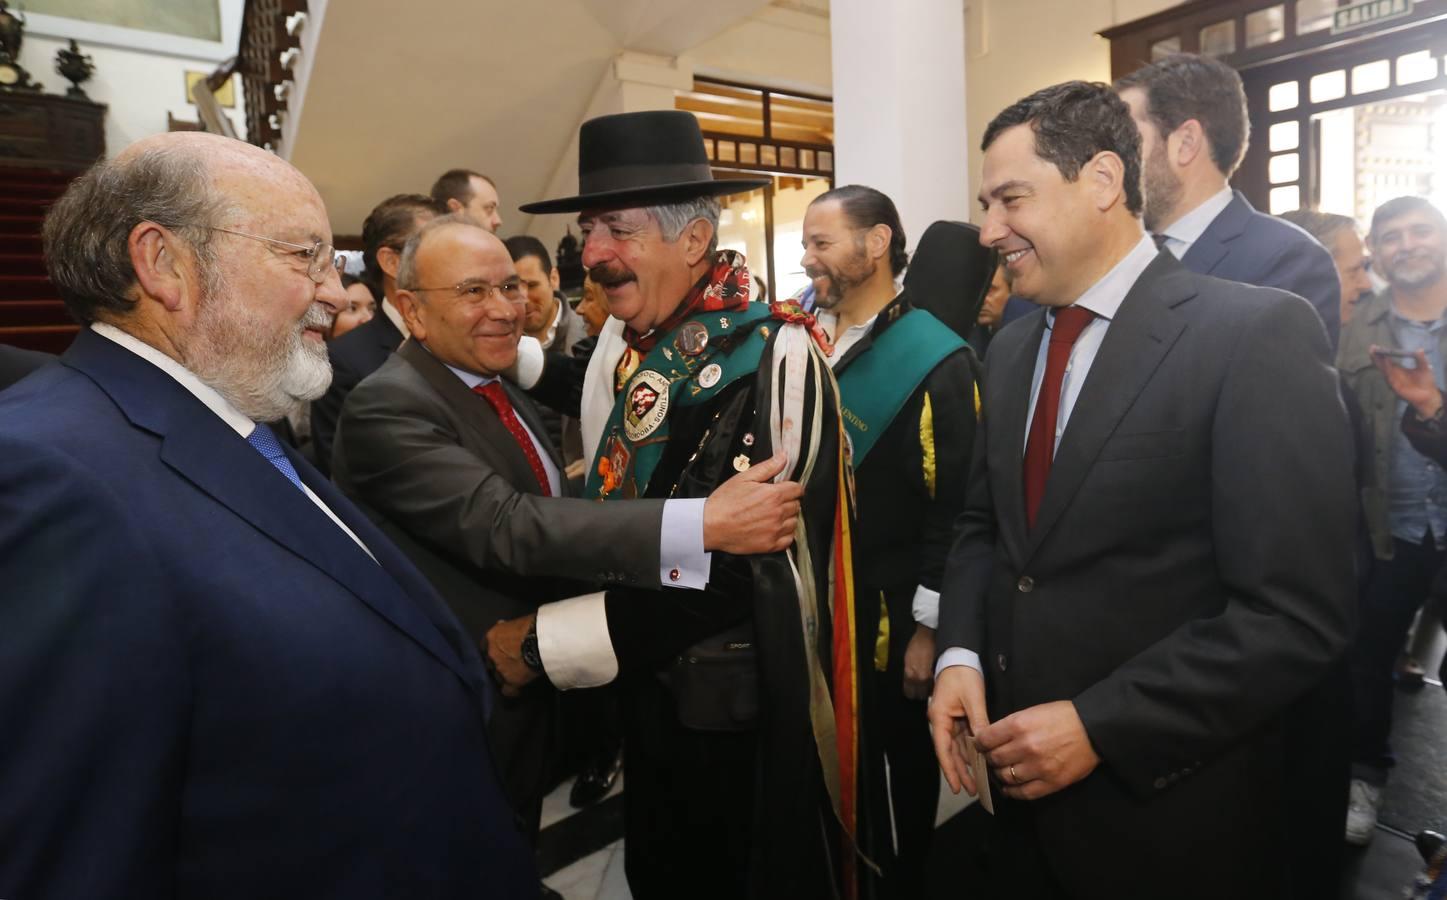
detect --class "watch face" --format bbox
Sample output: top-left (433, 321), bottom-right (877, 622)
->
top-left (0, 65), bottom-right (19, 86)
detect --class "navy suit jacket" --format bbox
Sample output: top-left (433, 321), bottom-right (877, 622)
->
top-left (1181, 191), bottom-right (1342, 348)
top-left (0, 329), bottom-right (537, 900)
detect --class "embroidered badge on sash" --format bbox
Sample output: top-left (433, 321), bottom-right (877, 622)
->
top-left (623, 369), bottom-right (671, 442)
top-left (596, 433), bottom-right (631, 498)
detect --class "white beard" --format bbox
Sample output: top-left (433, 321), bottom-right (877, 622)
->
top-left (180, 268), bottom-right (335, 422)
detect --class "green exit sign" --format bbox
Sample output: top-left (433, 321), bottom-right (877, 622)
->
top-left (1333, 0), bottom-right (1414, 34)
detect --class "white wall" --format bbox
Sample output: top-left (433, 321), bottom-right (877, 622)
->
top-left (964, 0), bottom-right (1178, 215)
top-left (687, 0), bottom-right (1180, 224)
top-left (14, 0), bottom-right (246, 158)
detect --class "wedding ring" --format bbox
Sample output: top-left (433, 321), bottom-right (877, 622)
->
top-left (1010, 764), bottom-right (1020, 784)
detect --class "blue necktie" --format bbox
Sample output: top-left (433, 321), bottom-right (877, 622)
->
top-left (246, 423), bottom-right (306, 492)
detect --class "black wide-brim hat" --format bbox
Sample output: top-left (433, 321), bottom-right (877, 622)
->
top-left (519, 110), bottom-right (771, 215)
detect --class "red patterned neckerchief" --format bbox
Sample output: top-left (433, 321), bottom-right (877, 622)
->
top-left (614, 250), bottom-right (753, 393)
top-left (623, 249), bottom-right (752, 352)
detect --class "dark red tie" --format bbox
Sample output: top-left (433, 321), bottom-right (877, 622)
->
top-left (474, 382), bottom-right (552, 496)
top-left (1023, 306), bottom-right (1095, 530)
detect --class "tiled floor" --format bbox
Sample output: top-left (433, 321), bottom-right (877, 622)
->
top-left (544, 839), bottom-right (629, 900)
top-left (539, 628), bottom-right (1445, 899)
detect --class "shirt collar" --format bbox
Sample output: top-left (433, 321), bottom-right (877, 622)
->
top-left (90, 321), bottom-right (256, 437)
top-left (380, 296), bottom-right (409, 337)
top-left (1051, 233), bottom-right (1158, 325)
top-left (418, 340), bottom-right (500, 390)
top-left (539, 297), bottom-right (564, 350)
top-left (1161, 185), bottom-right (1234, 248)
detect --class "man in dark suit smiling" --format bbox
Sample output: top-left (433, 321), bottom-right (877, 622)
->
top-left (929, 81), bottom-right (1356, 900)
top-left (0, 132), bottom-right (535, 900)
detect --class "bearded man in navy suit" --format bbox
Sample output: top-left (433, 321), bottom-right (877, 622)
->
top-left (0, 132), bottom-right (536, 900)
top-left (1116, 54), bottom-right (1341, 349)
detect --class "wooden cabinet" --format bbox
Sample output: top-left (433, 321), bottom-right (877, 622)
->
top-left (0, 92), bottom-right (105, 171)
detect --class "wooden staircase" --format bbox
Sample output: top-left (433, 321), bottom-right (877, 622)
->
top-left (0, 167), bottom-right (79, 354)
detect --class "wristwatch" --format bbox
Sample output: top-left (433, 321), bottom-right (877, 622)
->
top-left (520, 619), bottom-right (544, 674)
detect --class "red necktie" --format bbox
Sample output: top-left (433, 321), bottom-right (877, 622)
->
top-left (474, 382), bottom-right (552, 497)
top-left (1022, 306), bottom-right (1095, 530)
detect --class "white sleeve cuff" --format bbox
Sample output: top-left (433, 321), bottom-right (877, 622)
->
top-left (934, 647), bottom-right (983, 680)
top-left (511, 335), bottom-right (545, 389)
top-left (911, 585), bottom-right (941, 629)
top-left (535, 592), bottom-right (619, 690)
top-left (659, 498), bottom-right (710, 590)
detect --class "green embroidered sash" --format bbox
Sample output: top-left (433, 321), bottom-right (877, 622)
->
top-left (835, 309), bottom-right (965, 466)
top-left (587, 304), bottom-right (775, 500)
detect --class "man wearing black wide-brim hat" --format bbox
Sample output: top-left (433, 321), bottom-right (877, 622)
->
top-left (494, 110), bottom-right (874, 898)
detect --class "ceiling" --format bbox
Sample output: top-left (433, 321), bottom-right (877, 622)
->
top-left (286, 0), bottom-right (795, 237)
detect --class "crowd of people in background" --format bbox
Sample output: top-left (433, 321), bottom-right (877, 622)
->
top-left (2, 47), bottom-right (1447, 900)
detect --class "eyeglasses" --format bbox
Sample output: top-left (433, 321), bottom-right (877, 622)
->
top-left (207, 226), bottom-right (344, 284)
top-left (409, 277), bottom-right (526, 307)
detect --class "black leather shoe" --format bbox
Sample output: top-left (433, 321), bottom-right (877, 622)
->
top-left (568, 748), bottom-right (623, 808)
top-left (1416, 830), bottom-right (1445, 865)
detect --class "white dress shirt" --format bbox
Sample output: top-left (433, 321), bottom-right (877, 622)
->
top-left (936, 233), bottom-right (1158, 677)
top-left (91, 322), bottom-right (375, 559)
top-left (1157, 186), bottom-right (1234, 260)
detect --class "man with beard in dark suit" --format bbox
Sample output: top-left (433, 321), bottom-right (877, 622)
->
top-left (929, 81), bottom-right (1356, 900)
top-left (0, 130), bottom-right (534, 900)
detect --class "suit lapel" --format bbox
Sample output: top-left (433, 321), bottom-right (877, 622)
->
top-left (290, 453), bottom-right (492, 712)
top-left (398, 340), bottom-right (554, 494)
top-left (1180, 192), bottom-right (1251, 277)
top-left (993, 310), bottom-right (1048, 560)
top-left (1024, 256), bottom-right (1194, 559)
top-left (63, 330), bottom-right (475, 688)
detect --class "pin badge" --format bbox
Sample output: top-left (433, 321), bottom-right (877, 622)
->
top-left (697, 363), bottom-right (722, 389)
top-left (742, 432), bottom-right (755, 447)
top-left (733, 454), bottom-right (751, 472)
top-left (677, 321), bottom-right (709, 356)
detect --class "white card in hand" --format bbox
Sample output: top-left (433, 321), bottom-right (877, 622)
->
top-left (963, 733), bottom-right (994, 815)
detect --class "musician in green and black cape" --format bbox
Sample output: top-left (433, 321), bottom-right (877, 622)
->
top-left (491, 110), bottom-right (881, 899)
top-left (797, 189), bottom-right (986, 899)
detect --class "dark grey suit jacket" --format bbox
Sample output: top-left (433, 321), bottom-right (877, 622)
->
top-left (312, 311), bottom-right (403, 476)
top-left (331, 338), bottom-right (664, 641)
top-left (938, 251), bottom-right (1356, 898)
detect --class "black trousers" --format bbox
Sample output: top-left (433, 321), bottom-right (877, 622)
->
top-left (870, 671), bottom-right (939, 899)
top-left (619, 674), bottom-right (757, 900)
top-left (1352, 533), bottom-right (1446, 780)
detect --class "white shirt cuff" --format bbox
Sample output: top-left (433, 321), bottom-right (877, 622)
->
top-left (911, 585), bottom-right (940, 629)
top-left (510, 335), bottom-right (545, 389)
top-left (935, 647), bottom-right (983, 680)
top-left (535, 592), bottom-right (619, 689)
top-left (660, 498), bottom-right (710, 590)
